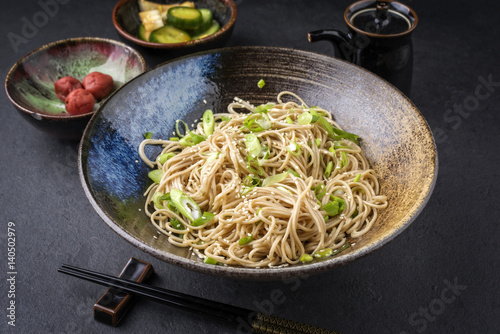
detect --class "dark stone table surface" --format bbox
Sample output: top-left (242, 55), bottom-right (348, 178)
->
top-left (1, 0), bottom-right (498, 333)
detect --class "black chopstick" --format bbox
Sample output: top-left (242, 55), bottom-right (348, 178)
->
top-left (59, 264), bottom-right (247, 324)
top-left (58, 264), bottom-right (340, 334)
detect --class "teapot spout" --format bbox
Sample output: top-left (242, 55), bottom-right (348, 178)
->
top-left (307, 29), bottom-right (352, 60)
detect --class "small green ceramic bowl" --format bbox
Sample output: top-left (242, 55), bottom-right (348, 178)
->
top-left (5, 37), bottom-right (146, 140)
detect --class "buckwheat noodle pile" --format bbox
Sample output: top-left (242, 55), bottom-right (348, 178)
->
top-left (139, 91), bottom-right (387, 268)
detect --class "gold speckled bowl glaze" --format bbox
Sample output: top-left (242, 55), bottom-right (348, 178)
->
top-left (79, 46), bottom-right (437, 280)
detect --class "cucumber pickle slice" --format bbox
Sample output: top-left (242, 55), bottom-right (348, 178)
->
top-left (149, 25), bottom-right (191, 43)
top-left (191, 20), bottom-right (220, 40)
top-left (167, 7), bottom-right (202, 30)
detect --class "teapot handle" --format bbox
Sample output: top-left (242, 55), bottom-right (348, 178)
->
top-left (307, 30), bottom-right (353, 60)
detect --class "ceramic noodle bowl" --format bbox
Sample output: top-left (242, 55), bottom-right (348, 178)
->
top-left (79, 46), bottom-right (437, 280)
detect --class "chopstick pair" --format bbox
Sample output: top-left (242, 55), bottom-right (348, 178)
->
top-left (58, 264), bottom-right (340, 334)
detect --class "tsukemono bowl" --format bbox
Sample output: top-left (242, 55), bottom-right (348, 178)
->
top-left (5, 37), bottom-right (146, 140)
top-left (79, 46), bottom-right (437, 280)
top-left (112, 0), bottom-right (237, 53)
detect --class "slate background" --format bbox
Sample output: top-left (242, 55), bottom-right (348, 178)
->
top-left (1, 0), bottom-right (499, 333)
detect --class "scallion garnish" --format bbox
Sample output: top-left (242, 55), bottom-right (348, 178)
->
top-left (286, 169), bottom-right (300, 177)
top-left (309, 109), bottom-right (359, 145)
top-left (148, 170), bottom-right (163, 184)
top-left (262, 172), bottom-right (289, 187)
top-left (353, 173), bottom-right (361, 182)
top-left (192, 212), bottom-right (215, 227)
top-left (175, 120), bottom-right (189, 138)
top-left (341, 151), bottom-right (348, 167)
top-left (245, 134), bottom-right (262, 158)
top-left (324, 161), bottom-right (334, 178)
top-left (314, 248), bottom-right (333, 258)
top-left (300, 254), bottom-right (314, 263)
top-left (179, 131), bottom-right (206, 147)
top-left (204, 257), bottom-right (218, 265)
top-left (254, 103), bottom-right (274, 113)
top-left (314, 184), bottom-right (326, 200)
top-left (159, 152), bottom-right (176, 164)
top-left (238, 234), bottom-right (253, 245)
top-left (257, 79), bottom-right (265, 89)
top-left (297, 112), bottom-right (313, 125)
top-left (170, 189), bottom-right (202, 222)
top-left (202, 109), bottom-right (215, 136)
top-left (286, 116), bottom-right (293, 124)
top-left (143, 132), bottom-right (153, 139)
top-left (286, 142), bottom-right (302, 156)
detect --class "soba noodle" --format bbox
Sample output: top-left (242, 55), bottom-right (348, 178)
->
top-left (139, 91), bottom-right (387, 268)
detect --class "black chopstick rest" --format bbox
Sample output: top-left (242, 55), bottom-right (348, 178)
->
top-left (93, 257), bottom-right (154, 326)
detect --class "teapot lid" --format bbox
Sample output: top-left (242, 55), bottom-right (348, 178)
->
top-left (346, 1), bottom-right (417, 36)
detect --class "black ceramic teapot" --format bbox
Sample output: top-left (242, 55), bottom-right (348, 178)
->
top-left (308, 0), bottom-right (418, 96)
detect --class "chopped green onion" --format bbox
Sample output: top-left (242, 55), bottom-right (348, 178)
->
top-left (192, 212), bottom-right (215, 226)
top-left (148, 170), bottom-right (163, 184)
top-left (309, 109), bottom-right (359, 145)
top-left (202, 109), bottom-right (215, 136)
top-left (245, 134), bottom-right (262, 158)
top-left (159, 152), bottom-right (176, 164)
top-left (331, 196), bottom-right (346, 212)
top-left (286, 142), bottom-right (302, 156)
top-left (314, 184), bottom-right (326, 200)
top-left (241, 186), bottom-right (254, 196)
top-left (221, 115), bottom-right (231, 122)
top-left (297, 112), bottom-right (313, 125)
top-left (153, 192), bottom-right (166, 209)
top-left (170, 189), bottom-right (201, 222)
top-left (238, 234), bottom-right (253, 245)
top-left (300, 254), bottom-right (314, 263)
top-left (246, 156), bottom-right (263, 175)
top-left (243, 113), bottom-right (271, 132)
top-left (314, 248), bottom-right (333, 258)
top-left (323, 196), bottom-right (346, 216)
top-left (143, 132), bottom-right (153, 139)
top-left (324, 161), bottom-right (334, 178)
top-left (257, 146), bottom-right (269, 166)
top-left (286, 169), bottom-right (300, 177)
top-left (285, 116), bottom-right (294, 124)
top-left (243, 175), bottom-right (261, 187)
top-left (341, 151), bottom-right (348, 167)
top-left (204, 257), bottom-right (218, 265)
top-left (332, 189), bottom-right (345, 196)
top-left (332, 243), bottom-right (351, 256)
top-left (329, 146), bottom-right (335, 154)
top-left (276, 186), bottom-right (293, 195)
top-left (257, 79), bottom-right (265, 88)
top-left (179, 131), bottom-right (206, 147)
top-left (323, 200), bottom-right (340, 216)
top-left (169, 137), bottom-right (179, 141)
top-left (354, 173), bottom-right (362, 182)
top-left (262, 172), bottom-right (289, 187)
top-left (170, 217), bottom-right (185, 231)
top-left (315, 138), bottom-right (321, 147)
top-left (175, 120), bottom-right (189, 138)
top-left (254, 103), bottom-right (274, 113)
top-left (204, 152), bottom-right (220, 163)
top-left (351, 209), bottom-right (359, 218)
